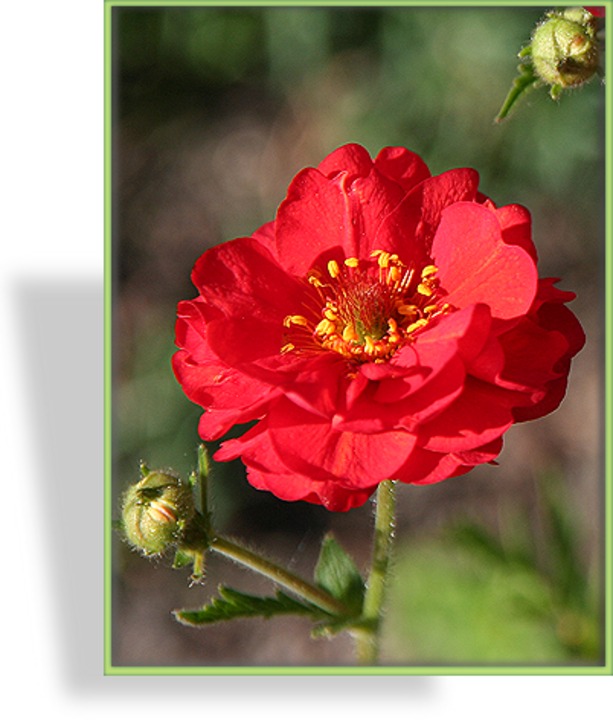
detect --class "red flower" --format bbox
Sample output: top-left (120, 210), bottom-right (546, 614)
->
top-left (173, 144), bottom-right (585, 511)
top-left (584, 7), bottom-right (606, 17)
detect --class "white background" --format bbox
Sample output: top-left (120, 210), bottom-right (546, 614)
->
top-left (0, 1), bottom-right (610, 718)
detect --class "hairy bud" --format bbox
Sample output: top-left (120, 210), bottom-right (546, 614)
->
top-left (531, 8), bottom-right (600, 90)
top-left (121, 467), bottom-right (196, 556)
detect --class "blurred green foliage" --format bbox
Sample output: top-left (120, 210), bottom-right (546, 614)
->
top-left (113, 5), bottom-right (604, 666)
top-left (384, 473), bottom-right (601, 664)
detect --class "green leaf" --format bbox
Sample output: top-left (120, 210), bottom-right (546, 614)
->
top-left (314, 533), bottom-right (364, 615)
top-left (173, 585), bottom-right (328, 626)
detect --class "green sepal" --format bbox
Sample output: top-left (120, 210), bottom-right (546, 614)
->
top-left (314, 533), bottom-right (365, 616)
top-left (496, 56), bottom-right (540, 123)
top-left (172, 549), bottom-right (193, 569)
top-left (173, 585), bottom-right (329, 626)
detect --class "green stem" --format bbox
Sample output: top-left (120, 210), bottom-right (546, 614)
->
top-left (354, 480), bottom-right (397, 665)
top-left (196, 444), bottom-right (213, 535)
top-left (209, 534), bottom-right (350, 617)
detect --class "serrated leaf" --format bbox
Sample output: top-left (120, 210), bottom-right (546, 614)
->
top-left (173, 585), bottom-right (329, 626)
top-left (314, 533), bottom-right (364, 615)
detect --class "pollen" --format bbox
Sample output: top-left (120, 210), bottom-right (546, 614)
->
top-left (281, 251), bottom-right (453, 364)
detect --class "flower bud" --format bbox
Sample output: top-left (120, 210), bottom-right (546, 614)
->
top-left (121, 467), bottom-right (195, 556)
top-left (531, 9), bottom-right (599, 90)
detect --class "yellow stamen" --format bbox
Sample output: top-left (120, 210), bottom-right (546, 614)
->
top-left (315, 318), bottom-right (336, 336)
top-left (421, 264), bottom-right (438, 278)
top-left (281, 343), bottom-right (295, 353)
top-left (397, 304), bottom-right (418, 316)
top-left (388, 265), bottom-right (403, 283)
top-left (376, 251), bottom-right (391, 268)
top-left (417, 283), bottom-right (434, 297)
top-left (327, 260), bottom-right (340, 278)
top-left (406, 318), bottom-right (429, 334)
top-left (284, 314), bottom-right (309, 328)
top-left (342, 324), bottom-right (359, 342)
top-left (324, 307), bottom-right (337, 321)
top-left (364, 336), bottom-right (376, 355)
top-left (344, 257), bottom-right (360, 268)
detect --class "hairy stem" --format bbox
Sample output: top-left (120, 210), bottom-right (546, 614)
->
top-left (354, 480), bottom-right (397, 665)
top-left (209, 535), bottom-right (350, 617)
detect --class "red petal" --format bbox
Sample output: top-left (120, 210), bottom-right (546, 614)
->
top-left (316, 143), bottom-right (374, 180)
top-left (215, 420), bottom-right (375, 510)
top-left (433, 202), bottom-right (538, 319)
top-left (192, 236), bottom-right (303, 322)
top-left (495, 204), bottom-right (538, 262)
top-left (418, 377), bottom-right (521, 452)
top-left (190, 236), bottom-right (308, 371)
top-left (267, 398), bottom-right (416, 487)
top-left (374, 146), bottom-right (431, 191)
top-left (401, 168), bottom-right (480, 252)
top-left (275, 163), bottom-right (414, 275)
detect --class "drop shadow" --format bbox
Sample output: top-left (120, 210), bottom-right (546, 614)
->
top-left (16, 278), bottom-right (435, 699)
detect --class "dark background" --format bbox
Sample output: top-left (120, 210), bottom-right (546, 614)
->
top-left (111, 5), bottom-right (605, 667)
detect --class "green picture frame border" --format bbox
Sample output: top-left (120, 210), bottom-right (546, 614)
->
top-left (103, 0), bottom-right (612, 676)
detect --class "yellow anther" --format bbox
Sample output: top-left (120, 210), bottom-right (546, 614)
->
top-left (388, 265), bottom-right (403, 283)
top-left (308, 274), bottom-right (324, 288)
top-left (376, 251), bottom-right (391, 268)
top-left (364, 336), bottom-right (376, 355)
top-left (327, 260), bottom-right (340, 278)
top-left (324, 307), bottom-right (337, 321)
top-left (281, 343), bottom-right (295, 354)
top-left (342, 324), bottom-right (359, 342)
top-left (406, 318), bottom-right (429, 334)
top-left (284, 314), bottom-right (309, 328)
top-left (344, 257), bottom-right (360, 268)
top-left (421, 264), bottom-right (438, 278)
top-left (424, 305), bottom-right (438, 315)
top-left (315, 318), bottom-right (336, 336)
top-left (388, 317), bottom-right (399, 333)
top-left (417, 283), bottom-right (434, 297)
top-left (397, 304), bottom-right (418, 317)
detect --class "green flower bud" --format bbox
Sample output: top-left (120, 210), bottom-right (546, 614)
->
top-left (121, 467), bottom-right (196, 556)
top-left (531, 9), bottom-right (599, 90)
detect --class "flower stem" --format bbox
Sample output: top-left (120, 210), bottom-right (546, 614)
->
top-left (209, 534), bottom-right (350, 617)
top-left (354, 480), bottom-right (397, 665)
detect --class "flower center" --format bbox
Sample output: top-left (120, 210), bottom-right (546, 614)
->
top-left (282, 250), bottom-right (453, 364)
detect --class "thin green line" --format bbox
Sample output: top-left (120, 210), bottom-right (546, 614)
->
top-left (102, 1), bottom-right (584, 8)
top-left (103, 0), bottom-right (114, 674)
top-left (605, 1), bottom-right (613, 676)
top-left (105, 663), bottom-right (611, 676)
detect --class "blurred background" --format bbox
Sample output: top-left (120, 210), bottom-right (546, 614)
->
top-left (111, 4), bottom-right (605, 668)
